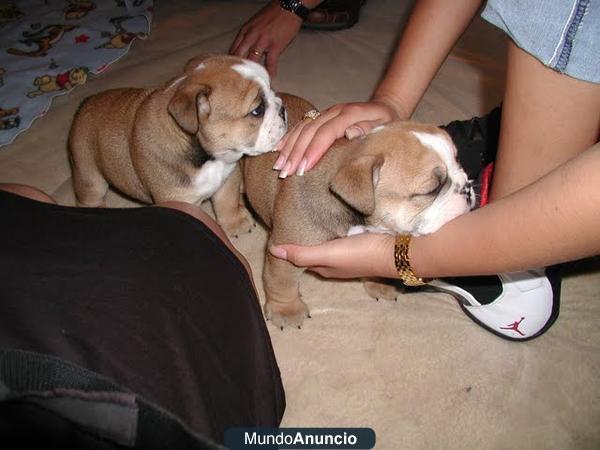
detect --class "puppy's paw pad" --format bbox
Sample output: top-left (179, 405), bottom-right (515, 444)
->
top-left (363, 280), bottom-right (400, 301)
top-left (264, 300), bottom-right (310, 329)
top-left (220, 211), bottom-right (255, 237)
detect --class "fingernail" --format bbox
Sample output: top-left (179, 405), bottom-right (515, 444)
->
top-left (269, 245), bottom-right (287, 259)
top-left (296, 158), bottom-right (307, 176)
top-left (279, 160), bottom-right (292, 179)
top-left (273, 154), bottom-right (286, 170)
top-left (345, 126), bottom-right (363, 140)
top-left (275, 139), bottom-right (285, 151)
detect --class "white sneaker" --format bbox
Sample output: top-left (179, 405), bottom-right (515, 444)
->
top-left (427, 267), bottom-right (561, 341)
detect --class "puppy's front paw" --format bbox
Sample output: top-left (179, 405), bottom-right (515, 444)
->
top-left (218, 207), bottom-right (255, 238)
top-left (264, 300), bottom-right (310, 329)
top-left (363, 279), bottom-right (402, 301)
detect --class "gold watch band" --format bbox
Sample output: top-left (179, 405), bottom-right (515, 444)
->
top-left (394, 234), bottom-right (427, 287)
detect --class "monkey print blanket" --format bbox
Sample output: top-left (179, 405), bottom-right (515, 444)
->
top-left (0, 0), bottom-right (153, 148)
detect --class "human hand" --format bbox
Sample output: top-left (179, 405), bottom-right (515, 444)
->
top-left (269, 232), bottom-right (398, 279)
top-left (230, 1), bottom-right (303, 77)
top-left (272, 100), bottom-right (400, 178)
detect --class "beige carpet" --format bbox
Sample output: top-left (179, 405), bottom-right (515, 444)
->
top-left (1, 1), bottom-right (598, 448)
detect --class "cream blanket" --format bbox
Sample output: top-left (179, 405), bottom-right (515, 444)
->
top-left (0, 0), bottom-right (152, 147)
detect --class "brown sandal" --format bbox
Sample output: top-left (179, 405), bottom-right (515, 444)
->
top-left (302, 0), bottom-right (366, 31)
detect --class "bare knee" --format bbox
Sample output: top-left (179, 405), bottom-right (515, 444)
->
top-left (0, 183), bottom-right (57, 204)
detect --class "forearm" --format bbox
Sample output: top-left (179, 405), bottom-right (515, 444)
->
top-left (372, 0), bottom-right (484, 119)
top-left (410, 143), bottom-right (600, 277)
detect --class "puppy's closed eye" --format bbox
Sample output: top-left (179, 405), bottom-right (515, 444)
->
top-left (417, 166), bottom-right (447, 197)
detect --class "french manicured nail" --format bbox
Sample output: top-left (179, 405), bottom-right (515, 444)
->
top-left (296, 158), bottom-right (307, 176)
top-left (273, 154), bottom-right (286, 170)
top-left (275, 139), bottom-right (285, 151)
top-left (269, 245), bottom-right (287, 259)
top-left (345, 126), bottom-right (363, 140)
top-left (279, 160), bottom-right (292, 179)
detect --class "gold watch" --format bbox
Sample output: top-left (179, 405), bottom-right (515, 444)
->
top-left (394, 234), bottom-right (427, 286)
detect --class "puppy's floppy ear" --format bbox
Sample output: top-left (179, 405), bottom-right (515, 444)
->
top-left (330, 155), bottom-right (384, 216)
top-left (183, 54), bottom-right (214, 73)
top-left (168, 83), bottom-right (211, 135)
top-left (277, 93), bottom-right (317, 127)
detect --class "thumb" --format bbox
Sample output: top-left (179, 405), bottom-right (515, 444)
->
top-left (269, 244), bottom-right (289, 261)
top-left (269, 244), bottom-right (317, 267)
top-left (344, 120), bottom-right (382, 140)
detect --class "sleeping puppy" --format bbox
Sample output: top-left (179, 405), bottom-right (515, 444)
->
top-left (68, 54), bottom-right (286, 235)
top-left (240, 94), bottom-right (476, 328)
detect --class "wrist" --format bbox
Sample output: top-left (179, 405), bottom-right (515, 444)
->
top-left (394, 234), bottom-right (428, 286)
top-left (380, 234), bottom-right (399, 279)
top-left (407, 234), bottom-right (435, 280)
top-left (370, 92), bottom-right (410, 121)
top-left (278, 0), bottom-right (320, 21)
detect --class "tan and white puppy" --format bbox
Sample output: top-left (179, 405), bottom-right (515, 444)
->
top-left (240, 94), bottom-right (475, 328)
top-left (68, 54), bottom-right (286, 234)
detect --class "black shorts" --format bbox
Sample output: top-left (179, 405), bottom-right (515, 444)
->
top-left (0, 190), bottom-right (284, 447)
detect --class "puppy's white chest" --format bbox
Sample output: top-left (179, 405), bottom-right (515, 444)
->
top-left (191, 160), bottom-right (235, 202)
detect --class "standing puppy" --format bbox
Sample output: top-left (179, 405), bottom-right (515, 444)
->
top-left (69, 54), bottom-right (286, 234)
top-left (242, 94), bottom-right (475, 328)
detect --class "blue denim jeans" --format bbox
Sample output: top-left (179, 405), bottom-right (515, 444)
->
top-left (482, 0), bottom-right (600, 83)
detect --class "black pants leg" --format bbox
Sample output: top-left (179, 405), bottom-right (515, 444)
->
top-left (0, 190), bottom-right (284, 444)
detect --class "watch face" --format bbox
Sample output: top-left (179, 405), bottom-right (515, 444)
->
top-left (280, 0), bottom-right (309, 19)
top-left (280, 0), bottom-right (301, 13)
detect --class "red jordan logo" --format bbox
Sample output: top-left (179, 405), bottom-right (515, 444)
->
top-left (500, 317), bottom-right (526, 336)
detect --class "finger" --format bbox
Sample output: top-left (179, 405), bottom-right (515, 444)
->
top-left (265, 48), bottom-right (280, 77)
top-left (249, 38), bottom-right (272, 63)
top-left (234, 31), bottom-right (259, 59)
top-left (302, 106), bottom-right (392, 170)
top-left (283, 108), bottom-right (343, 176)
top-left (272, 120), bottom-right (308, 172)
top-left (344, 120), bottom-right (382, 140)
top-left (301, 111), bottom-right (367, 171)
top-left (301, 127), bottom-right (341, 172)
top-left (283, 123), bottom-right (323, 177)
top-left (235, 39), bottom-right (254, 59)
top-left (229, 29), bottom-right (247, 55)
top-left (269, 244), bottom-right (327, 268)
top-left (246, 48), bottom-right (264, 62)
top-left (275, 125), bottom-right (296, 152)
top-left (274, 104), bottom-right (344, 175)
top-left (274, 131), bottom-right (290, 154)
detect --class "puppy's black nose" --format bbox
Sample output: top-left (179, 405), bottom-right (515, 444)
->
top-left (461, 180), bottom-right (476, 208)
top-left (279, 104), bottom-right (287, 122)
top-left (460, 180), bottom-right (473, 196)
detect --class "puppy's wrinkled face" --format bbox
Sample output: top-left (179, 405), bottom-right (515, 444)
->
top-left (371, 124), bottom-right (475, 235)
top-left (167, 55), bottom-right (287, 163)
top-left (335, 122), bottom-right (475, 237)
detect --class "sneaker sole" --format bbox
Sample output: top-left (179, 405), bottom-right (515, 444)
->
top-left (427, 266), bottom-right (561, 342)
